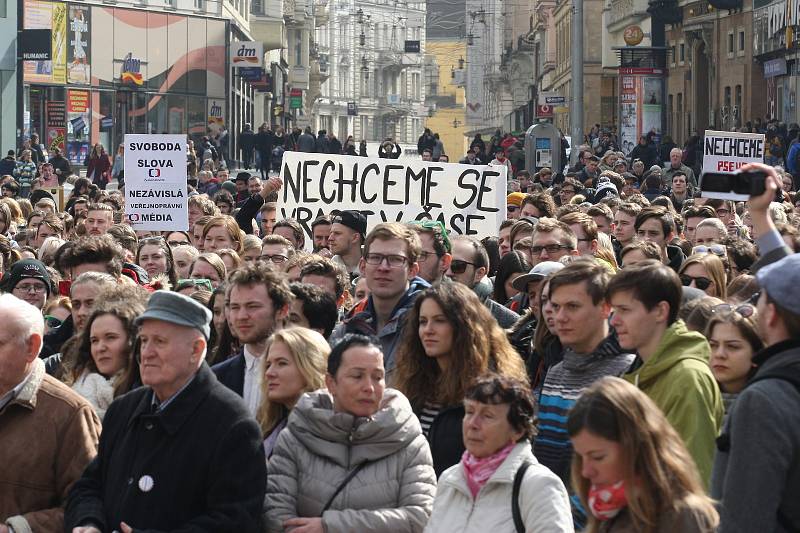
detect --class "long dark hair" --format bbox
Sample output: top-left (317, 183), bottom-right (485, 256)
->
top-left (393, 282), bottom-right (528, 408)
top-left (136, 236), bottom-right (178, 287)
top-left (493, 251), bottom-right (531, 304)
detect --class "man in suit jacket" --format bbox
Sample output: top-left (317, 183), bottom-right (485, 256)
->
top-left (212, 263), bottom-right (292, 415)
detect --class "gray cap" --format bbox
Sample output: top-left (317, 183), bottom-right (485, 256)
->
top-left (756, 253), bottom-right (800, 315)
top-left (134, 290), bottom-right (212, 339)
top-left (512, 261), bottom-right (565, 291)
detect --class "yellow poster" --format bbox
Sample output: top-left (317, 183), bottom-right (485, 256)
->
top-left (51, 2), bottom-right (66, 84)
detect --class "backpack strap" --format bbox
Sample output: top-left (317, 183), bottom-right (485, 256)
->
top-left (512, 460), bottom-right (533, 533)
top-left (322, 462), bottom-right (369, 512)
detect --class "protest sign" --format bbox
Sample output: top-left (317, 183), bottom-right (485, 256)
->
top-left (124, 134), bottom-right (188, 230)
top-left (279, 152), bottom-right (507, 243)
top-left (702, 130), bottom-right (765, 174)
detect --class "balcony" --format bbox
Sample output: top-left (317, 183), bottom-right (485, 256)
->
top-left (250, 0), bottom-right (286, 51)
top-left (376, 48), bottom-right (423, 72)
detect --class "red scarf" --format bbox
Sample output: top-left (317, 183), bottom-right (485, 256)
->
top-left (461, 442), bottom-right (515, 498)
top-left (588, 481), bottom-right (628, 520)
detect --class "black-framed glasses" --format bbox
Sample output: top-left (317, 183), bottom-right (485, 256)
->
top-left (531, 244), bottom-right (570, 255)
top-left (259, 254), bottom-right (288, 264)
top-left (177, 278), bottom-right (214, 291)
top-left (680, 274), bottom-right (712, 291)
top-left (168, 240), bottom-right (190, 247)
top-left (712, 303), bottom-right (755, 318)
top-left (13, 282), bottom-right (47, 294)
top-left (560, 189), bottom-right (576, 195)
top-left (692, 244), bottom-right (726, 258)
top-left (449, 259), bottom-right (476, 274)
top-left (364, 253), bottom-right (409, 268)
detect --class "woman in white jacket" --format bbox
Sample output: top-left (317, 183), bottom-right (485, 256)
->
top-left (425, 374), bottom-right (574, 533)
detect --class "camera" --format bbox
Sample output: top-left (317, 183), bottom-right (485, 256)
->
top-left (699, 171), bottom-right (767, 201)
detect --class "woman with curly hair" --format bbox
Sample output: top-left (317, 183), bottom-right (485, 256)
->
top-left (393, 282), bottom-right (528, 476)
top-left (568, 376), bottom-right (718, 533)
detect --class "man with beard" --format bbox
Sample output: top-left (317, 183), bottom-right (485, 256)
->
top-left (212, 263), bottom-right (293, 416)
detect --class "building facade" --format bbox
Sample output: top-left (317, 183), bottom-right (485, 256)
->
top-left (313, 0), bottom-right (427, 146)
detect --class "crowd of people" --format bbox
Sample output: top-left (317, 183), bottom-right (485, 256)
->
top-left (0, 122), bottom-right (798, 533)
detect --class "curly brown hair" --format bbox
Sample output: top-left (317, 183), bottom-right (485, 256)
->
top-left (393, 282), bottom-right (528, 408)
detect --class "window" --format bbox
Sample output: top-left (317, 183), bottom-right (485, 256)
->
top-left (670, 44), bottom-right (676, 67)
top-left (412, 72), bottom-right (421, 100)
top-left (294, 30), bottom-right (303, 66)
top-left (727, 31), bottom-right (734, 57)
top-left (339, 66), bottom-right (349, 97)
top-left (724, 86), bottom-right (731, 106)
top-left (738, 30), bottom-right (746, 56)
top-left (679, 42), bottom-right (685, 64)
top-left (251, 0), bottom-right (261, 13)
top-left (735, 85), bottom-right (743, 111)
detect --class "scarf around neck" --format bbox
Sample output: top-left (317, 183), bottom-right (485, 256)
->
top-left (461, 442), bottom-right (515, 498)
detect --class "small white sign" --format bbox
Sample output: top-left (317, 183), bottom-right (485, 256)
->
top-left (231, 41), bottom-right (264, 68)
top-left (125, 183), bottom-right (189, 231)
top-left (702, 130), bottom-right (765, 174)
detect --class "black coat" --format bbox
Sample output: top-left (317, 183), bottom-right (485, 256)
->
top-left (423, 404), bottom-right (465, 478)
top-left (65, 363), bottom-right (266, 532)
top-left (211, 350), bottom-right (245, 396)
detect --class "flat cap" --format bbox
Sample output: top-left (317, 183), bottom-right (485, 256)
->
top-left (134, 290), bottom-right (212, 339)
top-left (756, 253), bottom-right (800, 315)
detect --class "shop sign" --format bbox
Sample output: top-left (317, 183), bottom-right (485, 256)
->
top-left (100, 116), bottom-right (114, 131)
top-left (347, 102), bottom-right (358, 116)
top-left (208, 99), bottom-right (225, 134)
top-left (121, 53), bottom-right (144, 86)
top-left (404, 40), bottom-right (421, 53)
top-left (20, 29), bottom-right (52, 60)
top-left (239, 67), bottom-right (263, 81)
top-left (290, 95), bottom-right (302, 109)
top-left (23, 0), bottom-right (67, 84)
top-left (67, 5), bottom-right (91, 84)
top-left (764, 58), bottom-right (787, 78)
top-left (67, 89), bottom-right (89, 113)
top-left (231, 41), bottom-right (264, 68)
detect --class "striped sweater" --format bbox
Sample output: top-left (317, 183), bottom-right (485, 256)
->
top-left (534, 333), bottom-right (636, 485)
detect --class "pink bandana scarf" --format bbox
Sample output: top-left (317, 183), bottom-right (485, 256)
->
top-left (588, 481), bottom-right (628, 520)
top-left (461, 442), bottom-right (515, 498)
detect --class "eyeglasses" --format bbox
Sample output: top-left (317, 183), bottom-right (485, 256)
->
top-left (168, 240), bottom-right (190, 247)
top-left (14, 282), bottom-right (47, 294)
top-left (680, 274), bottom-right (712, 291)
top-left (712, 303), bottom-right (755, 318)
top-left (364, 253), bottom-right (409, 268)
top-left (44, 315), bottom-right (63, 328)
top-left (531, 244), bottom-right (571, 255)
top-left (449, 259), bottom-right (477, 274)
top-left (259, 254), bottom-right (288, 264)
top-left (560, 189), bottom-right (576, 195)
top-left (507, 205), bottom-right (519, 212)
top-left (417, 250), bottom-right (440, 263)
top-left (692, 244), bottom-right (726, 258)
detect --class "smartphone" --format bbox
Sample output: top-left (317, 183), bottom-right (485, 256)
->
top-left (58, 279), bottom-right (72, 297)
top-left (699, 171), bottom-right (767, 201)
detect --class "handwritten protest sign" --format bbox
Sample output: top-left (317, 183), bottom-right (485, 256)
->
top-left (702, 130), bottom-right (765, 174)
top-left (279, 152), bottom-right (507, 242)
top-left (124, 134), bottom-right (188, 231)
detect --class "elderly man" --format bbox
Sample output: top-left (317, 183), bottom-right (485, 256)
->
top-left (65, 291), bottom-right (266, 533)
top-left (0, 294), bottom-right (101, 533)
top-left (662, 147), bottom-right (697, 188)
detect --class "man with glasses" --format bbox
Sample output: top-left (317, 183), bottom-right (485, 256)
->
top-left (529, 218), bottom-right (580, 266)
top-left (0, 259), bottom-right (51, 310)
top-left (408, 220), bottom-right (452, 284)
top-left (259, 235), bottom-right (294, 273)
top-left (330, 222), bottom-right (429, 373)
top-left (557, 177), bottom-right (584, 205)
top-left (446, 235), bottom-right (520, 328)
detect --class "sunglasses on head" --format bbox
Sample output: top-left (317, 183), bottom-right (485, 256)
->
top-left (692, 244), bottom-right (726, 258)
top-left (449, 259), bottom-right (476, 274)
top-left (712, 303), bottom-right (755, 318)
top-left (680, 274), bottom-right (712, 291)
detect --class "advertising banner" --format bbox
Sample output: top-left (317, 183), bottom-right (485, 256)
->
top-left (46, 101), bottom-right (66, 152)
top-left (67, 4), bottom-right (91, 84)
top-left (279, 152), bottom-right (507, 243)
top-left (618, 67), bottom-right (664, 155)
top-left (23, 0), bottom-right (67, 84)
top-left (231, 41), bottom-right (264, 68)
top-left (124, 134), bottom-right (188, 230)
top-left (702, 130), bottom-right (765, 174)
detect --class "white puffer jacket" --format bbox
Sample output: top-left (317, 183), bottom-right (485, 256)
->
top-left (424, 442), bottom-right (574, 533)
top-left (265, 388), bottom-right (436, 533)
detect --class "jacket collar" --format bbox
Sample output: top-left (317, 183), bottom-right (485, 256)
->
top-left (7, 358), bottom-right (46, 411)
top-left (129, 363), bottom-right (215, 435)
top-left (752, 339), bottom-right (800, 370)
top-left (444, 442), bottom-right (535, 497)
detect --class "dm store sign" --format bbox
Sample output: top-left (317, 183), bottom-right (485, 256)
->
top-left (231, 41), bottom-right (263, 68)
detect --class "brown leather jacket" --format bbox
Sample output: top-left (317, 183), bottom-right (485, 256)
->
top-left (0, 359), bottom-right (101, 533)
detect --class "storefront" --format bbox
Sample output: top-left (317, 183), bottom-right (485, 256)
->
top-left (22, 0), bottom-right (229, 166)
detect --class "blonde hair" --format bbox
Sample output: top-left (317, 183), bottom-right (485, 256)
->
top-left (256, 327), bottom-right (330, 436)
top-left (568, 376), bottom-right (719, 533)
top-left (679, 253), bottom-right (728, 300)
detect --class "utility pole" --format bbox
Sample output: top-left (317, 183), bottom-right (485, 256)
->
top-left (570, 0), bottom-right (583, 166)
